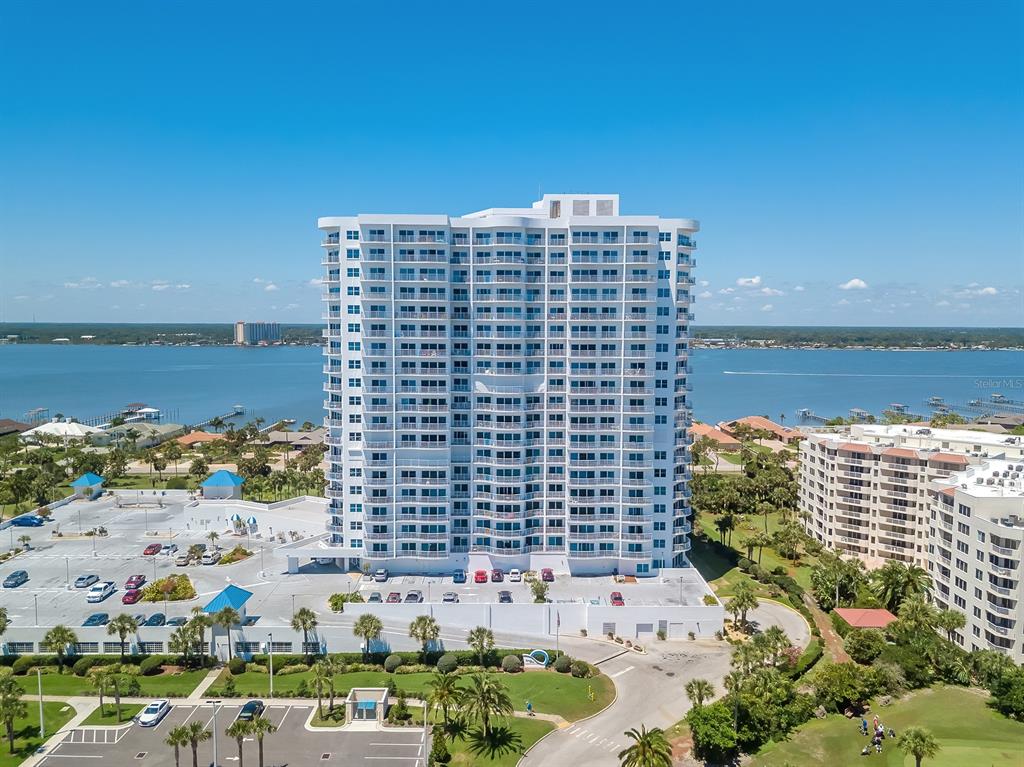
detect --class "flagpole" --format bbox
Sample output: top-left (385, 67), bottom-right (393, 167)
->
top-left (556, 611), bottom-right (560, 658)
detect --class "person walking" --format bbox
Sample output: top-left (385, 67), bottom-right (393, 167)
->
top-left (526, 700), bottom-right (534, 717)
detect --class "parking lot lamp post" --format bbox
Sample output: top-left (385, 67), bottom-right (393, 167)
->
top-left (207, 700), bottom-right (221, 767)
top-left (152, 557), bottom-right (157, 583)
top-left (267, 633), bottom-right (274, 697)
top-left (92, 534), bottom-right (96, 557)
top-left (144, 507), bottom-right (148, 533)
top-left (37, 669), bottom-right (44, 738)
top-left (65, 557), bottom-right (70, 590)
top-left (33, 595), bottom-right (38, 626)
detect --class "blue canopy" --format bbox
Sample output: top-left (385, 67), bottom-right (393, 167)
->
top-left (201, 470), bottom-right (245, 488)
top-left (202, 584), bottom-right (253, 614)
top-left (70, 472), bottom-right (104, 487)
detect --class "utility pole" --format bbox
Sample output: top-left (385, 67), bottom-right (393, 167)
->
top-left (207, 700), bottom-right (221, 767)
top-left (37, 669), bottom-right (44, 738)
top-left (268, 633), bottom-right (274, 698)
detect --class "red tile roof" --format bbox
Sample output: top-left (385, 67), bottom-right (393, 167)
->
top-left (691, 422), bottom-right (742, 448)
top-left (834, 607), bottom-right (898, 629)
top-left (882, 447), bottom-right (920, 459)
top-left (837, 442), bottom-right (874, 454)
top-left (929, 453), bottom-right (969, 465)
top-left (175, 431), bottom-right (225, 446)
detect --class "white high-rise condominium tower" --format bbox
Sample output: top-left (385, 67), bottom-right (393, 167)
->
top-left (319, 194), bottom-right (698, 577)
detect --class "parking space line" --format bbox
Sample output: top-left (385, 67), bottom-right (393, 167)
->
top-left (179, 705), bottom-right (200, 725)
top-left (274, 706), bottom-right (291, 728)
top-left (609, 665), bottom-right (635, 678)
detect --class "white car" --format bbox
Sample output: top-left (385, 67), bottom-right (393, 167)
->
top-left (508, 569), bottom-right (522, 582)
top-left (136, 699), bottom-right (170, 727)
top-left (86, 581), bottom-right (116, 603)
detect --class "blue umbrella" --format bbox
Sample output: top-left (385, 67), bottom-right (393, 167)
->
top-left (247, 516), bottom-right (257, 526)
top-left (230, 513), bottom-right (242, 522)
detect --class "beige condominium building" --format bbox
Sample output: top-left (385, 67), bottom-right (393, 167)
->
top-left (928, 458), bottom-right (1024, 662)
top-left (799, 424), bottom-right (1024, 567)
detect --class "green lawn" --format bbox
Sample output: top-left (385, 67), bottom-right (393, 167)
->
top-left (447, 717), bottom-right (555, 767)
top-left (309, 707), bottom-right (346, 727)
top-left (81, 703), bottom-right (145, 726)
top-left (211, 669), bottom-right (613, 722)
top-left (750, 686), bottom-right (1024, 767)
top-left (15, 669), bottom-right (208, 698)
top-left (0, 701), bottom-right (77, 767)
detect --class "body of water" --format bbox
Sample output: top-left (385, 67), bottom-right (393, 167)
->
top-left (0, 344), bottom-right (1020, 428)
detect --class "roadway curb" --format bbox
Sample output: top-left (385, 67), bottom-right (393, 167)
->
top-left (725, 595), bottom-right (814, 647)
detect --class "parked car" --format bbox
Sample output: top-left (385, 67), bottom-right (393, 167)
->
top-left (610, 591), bottom-right (625, 607)
top-left (86, 581), bottom-right (116, 603)
top-left (160, 544), bottom-right (178, 555)
top-left (452, 570), bottom-right (466, 584)
top-left (540, 568), bottom-right (555, 582)
top-left (508, 569), bottom-right (522, 583)
top-left (200, 551), bottom-right (221, 565)
top-left (373, 568), bottom-right (389, 582)
top-left (497, 590), bottom-right (513, 604)
top-left (166, 617), bottom-right (187, 627)
top-left (367, 592), bottom-right (382, 603)
top-left (491, 569), bottom-right (504, 583)
top-left (386, 592), bottom-right (401, 604)
top-left (122, 588), bottom-right (142, 605)
top-left (237, 700), bottom-right (265, 721)
top-left (3, 570), bottom-right (28, 589)
top-left (474, 570), bottom-right (488, 584)
top-left (125, 574), bottom-right (146, 589)
top-left (143, 543), bottom-right (162, 556)
top-left (136, 699), bottom-right (171, 727)
top-left (82, 613), bottom-right (109, 627)
top-left (10, 515), bottom-right (43, 527)
top-left (174, 553), bottom-right (192, 566)
top-left (441, 592), bottom-right (459, 604)
top-left (404, 590), bottom-right (423, 603)
top-left (145, 613), bottom-right (166, 627)
top-left (131, 613), bottom-right (147, 625)
top-left (74, 574), bottom-right (99, 589)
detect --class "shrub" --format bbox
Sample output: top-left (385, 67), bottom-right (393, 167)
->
top-left (218, 546), bottom-right (251, 565)
top-left (830, 611), bottom-right (853, 638)
top-left (552, 655), bottom-right (571, 673)
top-left (656, 629), bottom-right (666, 640)
top-left (703, 594), bottom-right (718, 606)
top-left (570, 660), bottom-right (593, 678)
top-left (395, 664), bottom-right (431, 674)
top-left (870, 661), bottom-right (907, 695)
top-left (786, 638), bottom-right (823, 680)
top-left (844, 629), bottom-right (886, 665)
top-left (165, 478), bottom-right (188, 490)
top-left (428, 730), bottom-right (451, 765)
top-left (141, 574), bottom-right (195, 602)
top-left (387, 694), bottom-right (410, 724)
top-left (227, 657), bottom-right (246, 675)
top-left (12, 656), bottom-right (55, 675)
top-left (384, 654), bottom-right (404, 673)
top-left (139, 656), bottom-right (164, 676)
top-left (222, 673), bottom-right (236, 696)
top-left (277, 664), bottom-right (309, 675)
top-left (737, 557), bottom-right (753, 571)
top-left (436, 653), bottom-right (457, 674)
top-left (877, 644), bottom-right (932, 689)
top-left (246, 663), bottom-right (268, 673)
top-left (73, 656), bottom-right (99, 677)
top-left (296, 679), bottom-right (310, 697)
top-left (501, 655), bottom-right (522, 673)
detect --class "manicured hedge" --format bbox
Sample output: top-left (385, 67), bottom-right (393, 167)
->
top-left (436, 653), bottom-right (458, 674)
top-left (248, 648), bottom-right (554, 669)
top-left (139, 655), bottom-right (166, 676)
top-left (830, 611), bottom-right (852, 638)
top-left (384, 654), bottom-right (404, 673)
top-left (786, 638), bottom-right (823, 680)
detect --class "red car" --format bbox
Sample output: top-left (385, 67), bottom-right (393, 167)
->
top-left (125, 574), bottom-right (146, 589)
top-left (386, 592), bottom-right (401, 604)
top-left (122, 588), bottom-right (142, 605)
top-left (143, 543), bottom-right (162, 556)
top-left (473, 570), bottom-right (488, 584)
top-left (610, 591), bottom-right (625, 607)
top-left (540, 568), bottom-right (555, 582)
top-left (490, 569), bottom-right (504, 583)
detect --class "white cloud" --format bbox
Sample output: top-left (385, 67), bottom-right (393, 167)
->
top-left (264, 283), bottom-right (279, 292)
top-left (110, 280), bottom-right (131, 288)
top-left (761, 304), bottom-right (773, 312)
top-left (151, 283), bottom-right (170, 291)
top-left (718, 287), bottom-right (735, 295)
top-left (64, 277), bottom-right (103, 290)
top-left (936, 300), bottom-right (951, 307)
top-left (698, 290), bottom-right (713, 299)
top-left (737, 276), bottom-right (762, 287)
top-left (175, 283), bottom-right (191, 290)
top-left (977, 286), bottom-right (998, 296)
top-left (839, 278), bottom-right (868, 290)
top-left (698, 280), bottom-right (710, 287)
top-left (837, 298), bottom-right (851, 306)
top-left (760, 287), bottom-right (784, 296)
top-left (308, 278), bottom-right (323, 287)
top-left (793, 285), bottom-right (805, 292)
top-left (253, 277), bottom-right (267, 284)
top-left (285, 303), bottom-right (301, 310)
top-left (13, 295), bottom-right (29, 301)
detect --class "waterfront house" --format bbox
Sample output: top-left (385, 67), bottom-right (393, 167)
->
top-left (719, 415), bottom-right (804, 446)
top-left (691, 422), bottom-right (742, 452)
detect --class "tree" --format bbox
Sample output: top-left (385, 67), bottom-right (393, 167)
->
top-left (311, 658), bottom-right (332, 716)
top-left (898, 726), bottom-right (940, 767)
top-left (870, 561), bottom-right (931, 613)
top-left (617, 724), bottom-right (672, 767)
top-left (42, 625), bottom-right (78, 673)
top-left (810, 553), bottom-right (865, 611)
top-left (226, 718), bottom-right (251, 767)
top-left (0, 683), bottom-right (27, 754)
top-left (17, 534), bottom-right (31, 550)
top-left (467, 626), bottom-right (495, 666)
top-left (214, 606), bottom-right (241, 659)
top-left (209, 417), bottom-right (226, 433)
top-left (207, 530), bottom-right (220, 548)
top-left (894, 596), bottom-right (939, 638)
top-left (162, 441), bottom-right (184, 476)
top-left (685, 678), bottom-right (715, 709)
top-left (165, 724), bottom-right (191, 767)
top-left (458, 673), bottom-right (512, 739)
top-left (408, 615), bottom-right (441, 659)
top-left (248, 714), bottom-right (277, 767)
top-left (812, 662), bottom-right (873, 713)
top-left (188, 608), bottom-right (213, 663)
top-left (110, 672), bottom-right (141, 722)
top-left (107, 614), bottom-right (139, 660)
top-left (189, 456), bottom-right (210, 478)
top-left (352, 613), bottom-right (383, 659)
top-left (844, 628), bottom-right (886, 665)
top-left (728, 580), bottom-right (759, 630)
top-left (105, 448), bottom-right (129, 480)
top-left (291, 607), bottom-right (319, 659)
top-left (0, 608), bottom-right (8, 642)
top-left (686, 700), bottom-right (737, 764)
top-left (427, 672), bottom-right (461, 730)
top-left (530, 579), bottom-right (549, 603)
top-left (185, 720), bottom-right (212, 767)
top-left (935, 609), bottom-right (966, 642)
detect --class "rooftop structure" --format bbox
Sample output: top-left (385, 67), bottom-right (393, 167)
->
top-left (718, 415), bottom-right (804, 444)
top-left (175, 431), bottom-right (226, 447)
top-left (203, 584), bottom-right (253, 615)
top-left (690, 422), bottom-right (742, 451)
top-left (833, 607), bottom-right (897, 629)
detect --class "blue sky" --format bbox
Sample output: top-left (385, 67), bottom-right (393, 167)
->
top-left (1, 1), bottom-right (1021, 326)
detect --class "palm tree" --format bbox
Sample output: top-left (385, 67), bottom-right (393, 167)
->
top-left (311, 659), bottom-right (331, 716)
top-left (17, 534), bottom-right (31, 550)
top-left (871, 561), bottom-right (931, 612)
top-left (214, 606), bottom-right (241, 660)
top-left (291, 607), bottom-right (319, 660)
top-left (248, 715), bottom-right (277, 767)
top-left (408, 615), bottom-right (440, 659)
top-left (617, 724), bottom-right (672, 767)
top-left (163, 442), bottom-right (184, 476)
top-left (760, 625), bottom-right (790, 666)
top-left (107, 614), bottom-right (139, 660)
top-left (189, 608), bottom-right (213, 663)
top-left (90, 668), bottom-right (114, 716)
top-left (0, 608), bottom-right (9, 641)
top-left (935, 609), bottom-right (966, 642)
top-left (459, 673), bottom-right (512, 740)
top-left (684, 678), bottom-right (714, 709)
top-left (426, 672), bottom-right (461, 729)
top-left (209, 416), bottom-right (226, 433)
top-left (109, 672), bottom-right (140, 722)
top-left (185, 720), bottom-right (212, 767)
top-left (467, 626), bottom-right (495, 666)
top-left (42, 625), bottom-right (78, 674)
top-left (898, 726), bottom-right (940, 767)
top-left (206, 530), bottom-right (220, 549)
top-left (728, 581), bottom-right (759, 630)
top-left (0, 686), bottom-right (27, 754)
top-left (226, 718), bottom-right (251, 767)
top-left (165, 724), bottom-right (191, 767)
top-left (897, 596), bottom-right (939, 635)
top-left (352, 613), bottom-right (383, 659)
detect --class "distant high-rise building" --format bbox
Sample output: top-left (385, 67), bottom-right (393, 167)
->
top-left (319, 193), bottom-right (698, 576)
top-left (234, 321), bottom-right (281, 345)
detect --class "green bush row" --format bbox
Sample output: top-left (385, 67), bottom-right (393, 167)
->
top-left (247, 647), bottom-right (552, 669)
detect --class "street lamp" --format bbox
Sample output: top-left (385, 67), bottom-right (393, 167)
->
top-left (33, 595), bottom-right (38, 626)
top-left (65, 557), bottom-right (70, 590)
top-left (37, 669), bottom-right (44, 738)
top-left (207, 700), bottom-right (221, 767)
top-left (267, 633), bottom-right (274, 698)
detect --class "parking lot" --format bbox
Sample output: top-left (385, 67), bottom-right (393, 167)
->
top-left (38, 702), bottom-right (427, 766)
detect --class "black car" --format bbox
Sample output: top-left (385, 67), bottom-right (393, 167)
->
top-left (3, 570), bottom-right (28, 589)
top-left (237, 700), bottom-right (265, 721)
top-left (497, 590), bottom-right (513, 604)
top-left (166, 617), bottom-right (187, 627)
top-left (144, 613), bottom-right (166, 627)
top-left (83, 613), bottom-right (110, 627)
top-left (452, 570), bottom-right (466, 584)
